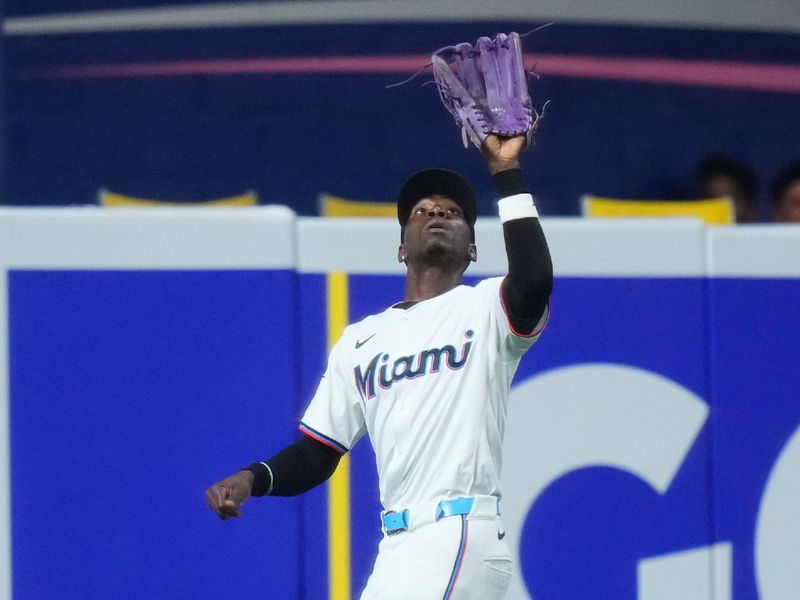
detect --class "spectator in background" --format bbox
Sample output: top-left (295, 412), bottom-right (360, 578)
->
top-left (696, 157), bottom-right (758, 223)
top-left (771, 163), bottom-right (800, 223)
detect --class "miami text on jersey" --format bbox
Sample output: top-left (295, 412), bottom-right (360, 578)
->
top-left (354, 330), bottom-right (475, 400)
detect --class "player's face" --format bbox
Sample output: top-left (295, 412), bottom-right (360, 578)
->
top-left (399, 195), bottom-right (477, 269)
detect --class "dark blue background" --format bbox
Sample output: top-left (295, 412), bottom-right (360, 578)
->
top-left (296, 273), bottom-right (331, 600)
top-left (9, 270), bottom-right (301, 600)
top-left (517, 278), bottom-right (712, 599)
top-left (708, 278), bottom-right (800, 598)
top-left (7, 267), bottom-right (800, 599)
top-left (4, 19), bottom-right (799, 218)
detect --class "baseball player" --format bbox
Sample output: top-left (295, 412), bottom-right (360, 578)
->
top-left (206, 133), bottom-right (553, 599)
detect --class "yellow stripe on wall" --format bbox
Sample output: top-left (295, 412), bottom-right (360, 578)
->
top-left (326, 272), bottom-right (351, 600)
top-left (582, 195), bottom-right (734, 225)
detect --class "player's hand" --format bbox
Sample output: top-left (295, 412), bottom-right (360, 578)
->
top-left (482, 133), bottom-right (526, 175)
top-left (205, 470), bottom-right (254, 520)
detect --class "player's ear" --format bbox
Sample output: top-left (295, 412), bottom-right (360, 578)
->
top-left (468, 244), bottom-right (477, 262)
top-left (397, 245), bottom-right (407, 263)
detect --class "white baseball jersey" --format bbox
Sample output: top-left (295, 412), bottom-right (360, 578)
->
top-left (299, 276), bottom-right (547, 512)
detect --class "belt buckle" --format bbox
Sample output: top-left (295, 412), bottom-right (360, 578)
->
top-left (383, 508), bottom-right (410, 535)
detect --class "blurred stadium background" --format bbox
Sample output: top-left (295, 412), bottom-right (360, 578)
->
top-left (2, 0), bottom-right (800, 216)
top-left (1, 2), bottom-right (799, 599)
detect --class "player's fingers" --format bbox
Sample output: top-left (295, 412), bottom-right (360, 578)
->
top-left (482, 133), bottom-right (501, 152)
top-left (205, 483), bottom-right (233, 515)
top-left (205, 495), bottom-right (238, 520)
top-left (221, 499), bottom-right (241, 518)
top-left (204, 487), bottom-right (225, 516)
top-left (211, 484), bottom-right (229, 506)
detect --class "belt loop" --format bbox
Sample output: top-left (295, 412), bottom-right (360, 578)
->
top-left (435, 497), bottom-right (475, 521)
top-left (382, 508), bottom-right (410, 535)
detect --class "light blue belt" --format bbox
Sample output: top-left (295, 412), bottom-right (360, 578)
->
top-left (382, 509), bottom-right (410, 535)
top-left (382, 496), bottom-right (498, 535)
top-left (435, 497), bottom-right (474, 521)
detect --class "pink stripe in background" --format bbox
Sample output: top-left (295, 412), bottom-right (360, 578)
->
top-left (23, 53), bottom-right (800, 94)
top-left (535, 54), bottom-right (800, 93)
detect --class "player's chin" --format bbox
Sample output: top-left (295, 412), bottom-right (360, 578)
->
top-left (422, 238), bottom-right (451, 254)
top-left (422, 242), bottom-right (468, 265)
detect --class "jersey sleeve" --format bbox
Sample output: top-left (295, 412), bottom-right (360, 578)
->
top-left (479, 276), bottom-right (549, 361)
top-left (299, 337), bottom-right (367, 454)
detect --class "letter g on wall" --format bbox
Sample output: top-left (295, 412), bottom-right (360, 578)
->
top-left (501, 364), bottom-right (712, 600)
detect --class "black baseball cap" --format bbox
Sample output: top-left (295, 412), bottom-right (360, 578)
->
top-left (398, 168), bottom-right (477, 241)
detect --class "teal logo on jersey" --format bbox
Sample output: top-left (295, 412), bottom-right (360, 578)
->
top-left (354, 330), bottom-right (474, 400)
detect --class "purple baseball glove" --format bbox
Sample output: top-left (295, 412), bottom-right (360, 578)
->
top-left (431, 32), bottom-right (546, 149)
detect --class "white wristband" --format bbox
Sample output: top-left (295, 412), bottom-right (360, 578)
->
top-left (259, 461), bottom-right (274, 496)
top-left (497, 193), bottom-right (538, 223)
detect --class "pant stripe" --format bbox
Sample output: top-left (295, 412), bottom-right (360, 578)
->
top-left (442, 515), bottom-right (469, 600)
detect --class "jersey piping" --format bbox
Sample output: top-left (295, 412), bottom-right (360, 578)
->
top-left (299, 422), bottom-right (348, 454)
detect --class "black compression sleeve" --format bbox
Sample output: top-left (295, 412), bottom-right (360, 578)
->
top-left (493, 167), bottom-right (528, 197)
top-left (493, 169), bottom-right (554, 334)
top-left (248, 435), bottom-right (342, 497)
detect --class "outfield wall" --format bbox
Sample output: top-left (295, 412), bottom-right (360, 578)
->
top-left (1, 208), bottom-right (798, 600)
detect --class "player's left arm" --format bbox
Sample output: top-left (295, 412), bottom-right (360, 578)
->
top-left (482, 134), bottom-right (554, 335)
top-left (204, 435), bottom-right (342, 520)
